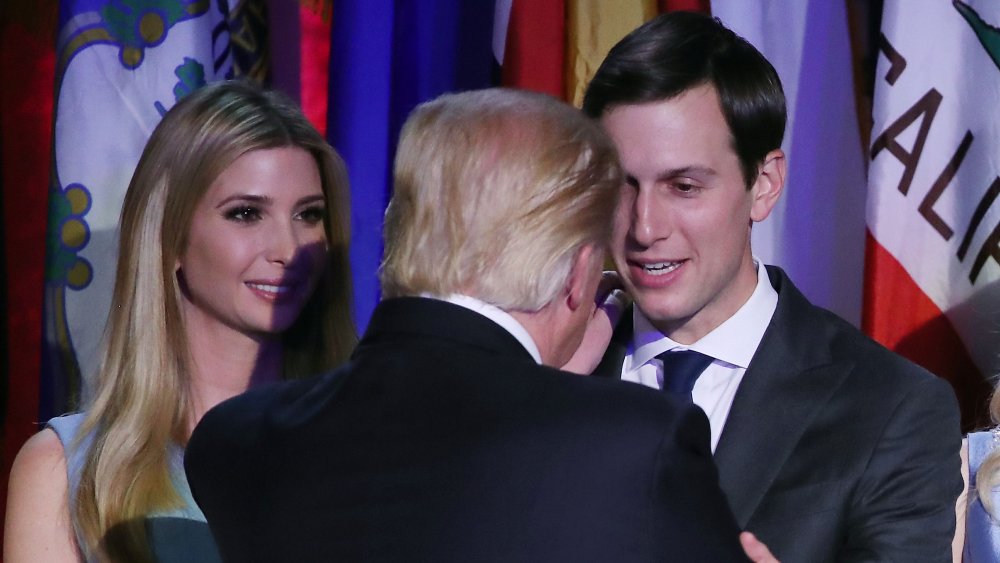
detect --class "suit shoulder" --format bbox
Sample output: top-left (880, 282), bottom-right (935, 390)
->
top-left (821, 309), bottom-right (942, 384)
top-left (541, 365), bottom-right (703, 433)
top-left (189, 368), bottom-right (346, 459)
top-left (794, 303), bottom-right (958, 423)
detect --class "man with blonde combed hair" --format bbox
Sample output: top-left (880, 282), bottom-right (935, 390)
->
top-left (186, 88), bottom-right (751, 562)
top-left (382, 88), bottom-right (617, 314)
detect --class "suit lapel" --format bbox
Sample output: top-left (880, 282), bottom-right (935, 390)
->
top-left (712, 267), bottom-right (854, 527)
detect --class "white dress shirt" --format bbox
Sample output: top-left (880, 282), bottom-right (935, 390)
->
top-left (423, 293), bottom-right (543, 364)
top-left (622, 260), bottom-right (778, 452)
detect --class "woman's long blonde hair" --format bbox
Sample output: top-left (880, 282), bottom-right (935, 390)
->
top-left (977, 391), bottom-right (1000, 517)
top-left (73, 80), bottom-right (356, 560)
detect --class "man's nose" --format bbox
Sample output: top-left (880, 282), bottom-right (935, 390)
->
top-left (630, 188), bottom-right (668, 247)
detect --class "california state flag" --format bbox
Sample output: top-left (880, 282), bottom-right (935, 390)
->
top-left (866, 0), bottom-right (1000, 429)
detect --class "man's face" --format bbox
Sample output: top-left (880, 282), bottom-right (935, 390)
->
top-left (601, 84), bottom-right (775, 343)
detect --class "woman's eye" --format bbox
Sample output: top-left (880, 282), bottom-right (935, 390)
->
top-left (224, 206), bottom-right (261, 222)
top-left (297, 206), bottom-right (327, 224)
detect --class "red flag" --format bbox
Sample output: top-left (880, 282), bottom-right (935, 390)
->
top-left (659, 0), bottom-right (710, 12)
top-left (300, 3), bottom-right (330, 136)
top-left (500, 0), bottom-right (566, 98)
top-left (0, 0), bottom-right (56, 536)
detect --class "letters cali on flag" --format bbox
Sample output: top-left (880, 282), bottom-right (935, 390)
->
top-left (867, 0), bottom-right (999, 427)
top-left (44, 0), bottom-right (234, 418)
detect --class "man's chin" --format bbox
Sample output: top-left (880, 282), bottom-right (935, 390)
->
top-left (631, 292), bottom-right (698, 330)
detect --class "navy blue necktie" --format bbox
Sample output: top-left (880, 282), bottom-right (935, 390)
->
top-left (657, 350), bottom-right (714, 402)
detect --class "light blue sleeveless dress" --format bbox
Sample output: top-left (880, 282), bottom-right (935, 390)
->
top-left (48, 413), bottom-right (222, 563)
top-left (965, 430), bottom-right (1000, 561)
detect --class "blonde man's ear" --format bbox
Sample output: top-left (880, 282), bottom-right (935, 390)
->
top-left (560, 271), bottom-right (629, 375)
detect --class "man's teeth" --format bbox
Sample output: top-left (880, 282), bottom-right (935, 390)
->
top-left (247, 283), bottom-right (290, 294)
top-left (642, 261), bottom-right (682, 275)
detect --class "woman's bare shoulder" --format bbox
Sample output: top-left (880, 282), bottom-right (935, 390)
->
top-left (4, 428), bottom-right (80, 562)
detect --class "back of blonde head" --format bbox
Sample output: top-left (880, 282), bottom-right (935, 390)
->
top-left (381, 88), bottom-right (621, 311)
top-left (75, 81), bottom-right (355, 561)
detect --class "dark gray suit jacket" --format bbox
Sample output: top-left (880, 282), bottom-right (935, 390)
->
top-left (594, 266), bottom-right (963, 562)
top-left (186, 297), bottom-right (749, 562)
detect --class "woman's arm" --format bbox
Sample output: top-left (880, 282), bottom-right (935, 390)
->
top-left (4, 429), bottom-right (81, 562)
top-left (953, 436), bottom-right (969, 563)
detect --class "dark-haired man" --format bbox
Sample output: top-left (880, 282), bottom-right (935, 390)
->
top-left (586, 11), bottom-right (962, 562)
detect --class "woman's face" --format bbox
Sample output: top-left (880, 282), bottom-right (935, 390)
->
top-left (177, 146), bottom-right (329, 339)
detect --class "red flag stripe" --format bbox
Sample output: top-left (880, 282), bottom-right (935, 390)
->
top-left (659, 0), bottom-right (710, 12)
top-left (299, 4), bottom-right (331, 137)
top-left (862, 231), bottom-right (991, 430)
top-left (1, 9), bottom-right (56, 540)
top-left (501, 0), bottom-right (566, 99)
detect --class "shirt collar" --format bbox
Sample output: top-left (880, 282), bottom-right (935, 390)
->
top-left (422, 293), bottom-right (543, 364)
top-left (629, 259), bottom-right (778, 370)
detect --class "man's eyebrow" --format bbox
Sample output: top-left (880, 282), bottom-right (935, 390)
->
top-left (655, 166), bottom-right (716, 182)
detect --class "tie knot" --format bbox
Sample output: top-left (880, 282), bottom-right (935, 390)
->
top-left (656, 350), bottom-right (714, 400)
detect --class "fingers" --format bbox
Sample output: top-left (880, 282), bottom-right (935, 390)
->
top-left (595, 271), bottom-right (630, 327)
top-left (740, 532), bottom-right (779, 563)
top-left (596, 270), bottom-right (624, 300)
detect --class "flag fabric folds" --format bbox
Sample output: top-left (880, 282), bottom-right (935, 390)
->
top-left (43, 0), bottom-right (243, 419)
top-left (865, 0), bottom-right (998, 428)
top-left (498, 0), bottom-right (566, 98)
top-left (339, 0), bottom-right (709, 329)
top-left (1, 0), bottom-right (57, 538)
top-left (711, 1), bottom-right (868, 327)
top-left (328, 0), bottom-right (496, 331)
top-left (565, 0), bottom-right (657, 107)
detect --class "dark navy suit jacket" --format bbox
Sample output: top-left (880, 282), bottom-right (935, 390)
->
top-left (186, 297), bottom-right (749, 562)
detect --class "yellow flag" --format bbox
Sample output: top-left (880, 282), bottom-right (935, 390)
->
top-left (565, 0), bottom-right (657, 107)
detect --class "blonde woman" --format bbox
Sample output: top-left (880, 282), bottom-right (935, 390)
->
top-left (4, 80), bottom-right (356, 562)
top-left (959, 390), bottom-right (1000, 561)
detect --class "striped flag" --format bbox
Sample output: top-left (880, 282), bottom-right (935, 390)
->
top-left (866, 0), bottom-right (998, 428)
top-left (42, 0), bottom-right (262, 419)
top-left (497, 0), bottom-right (705, 104)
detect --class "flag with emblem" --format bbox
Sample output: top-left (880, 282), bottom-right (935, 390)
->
top-left (865, 0), bottom-right (999, 428)
top-left (43, 0), bottom-right (268, 419)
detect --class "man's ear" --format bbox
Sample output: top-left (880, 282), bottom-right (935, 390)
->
top-left (750, 149), bottom-right (786, 223)
top-left (566, 244), bottom-right (597, 311)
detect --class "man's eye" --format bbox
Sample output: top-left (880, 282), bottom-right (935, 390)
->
top-left (674, 183), bottom-right (699, 194)
top-left (224, 206), bottom-right (261, 222)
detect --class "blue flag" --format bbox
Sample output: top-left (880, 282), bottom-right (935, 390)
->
top-left (327, 0), bottom-right (497, 332)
